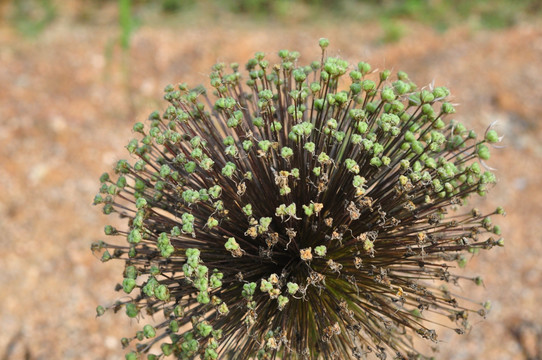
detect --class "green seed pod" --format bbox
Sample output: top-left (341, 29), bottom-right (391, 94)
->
top-left (393, 80), bottom-right (410, 95)
top-left (381, 87), bottom-right (395, 102)
top-left (121, 337), bottom-right (130, 348)
top-left (154, 285), bottom-right (170, 301)
top-left (281, 147), bottom-right (294, 159)
top-left (477, 144), bottom-right (490, 160)
top-left (99, 172), bottom-right (110, 183)
top-left (169, 320), bottom-right (180, 333)
top-left (380, 69), bottom-right (391, 81)
top-left (173, 304), bottom-right (184, 318)
top-left (485, 129), bottom-right (499, 143)
top-left (260, 279), bottom-right (273, 293)
top-left (277, 295), bottom-right (289, 310)
top-left (370, 157), bottom-right (382, 167)
top-left (314, 245), bottom-right (327, 257)
top-left (122, 278), bottom-right (136, 294)
top-left (143, 324), bottom-right (156, 339)
top-left (304, 142), bottom-right (315, 153)
top-left (221, 162), bottom-right (237, 177)
top-left (93, 194), bottom-right (104, 205)
top-left (420, 90), bottom-right (435, 103)
top-left (100, 246), bottom-right (115, 261)
top-left (242, 282), bottom-right (257, 299)
top-left (125, 303), bottom-right (139, 318)
top-left (125, 352), bottom-right (138, 360)
top-left (318, 38), bottom-right (330, 49)
top-left (197, 291), bottom-right (210, 304)
top-left (104, 224), bottom-right (116, 235)
top-left (160, 343), bottom-right (173, 356)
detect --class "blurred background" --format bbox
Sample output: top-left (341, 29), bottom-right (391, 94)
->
top-left (1, 0), bottom-right (542, 359)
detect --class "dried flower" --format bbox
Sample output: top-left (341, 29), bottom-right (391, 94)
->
top-left (93, 39), bottom-right (504, 359)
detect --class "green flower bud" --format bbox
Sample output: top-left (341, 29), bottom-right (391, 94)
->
top-left (154, 284), bottom-right (170, 301)
top-left (380, 69), bottom-right (391, 81)
top-left (319, 38), bottom-right (330, 49)
top-left (125, 352), bottom-right (138, 360)
top-left (161, 343), bottom-right (173, 356)
top-left (281, 147), bottom-right (294, 159)
top-left (143, 324), bottom-right (156, 339)
top-left (358, 62), bottom-right (371, 75)
top-left (277, 295), bottom-right (289, 310)
top-left (122, 278), bottom-right (136, 294)
top-left (381, 87), bottom-right (395, 102)
top-left (477, 144), bottom-right (490, 160)
top-left (314, 245), bottom-right (327, 257)
top-left (125, 303), bottom-right (138, 318)
top-left (485, 129), bottom-right (499, 143)
top-left (304, 142), bottom-right (315, 153)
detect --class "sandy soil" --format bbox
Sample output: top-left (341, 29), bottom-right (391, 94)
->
top-left (0, 14), bottom-right (541, 360)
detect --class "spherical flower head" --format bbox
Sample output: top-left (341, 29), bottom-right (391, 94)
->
top-left (93, 39), bottom-right (505, 359)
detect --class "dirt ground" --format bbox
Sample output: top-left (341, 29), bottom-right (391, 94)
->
top-left (0, 12), bottom-right (541, 360)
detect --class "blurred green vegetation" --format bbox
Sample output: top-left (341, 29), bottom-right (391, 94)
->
top-left (7, 0), bottom-right (57, 37)
top-left (134, 0), bottom-right (540, 29)
top-left (3, 0), bottom-right (541, 40)
top-left (374, 0), bottom-right (541, 31)
top-left (119, 0), bottom-right (136, 49)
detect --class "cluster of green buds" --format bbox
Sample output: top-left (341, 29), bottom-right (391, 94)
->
top-left (93, 39), bottom-right (504, 359)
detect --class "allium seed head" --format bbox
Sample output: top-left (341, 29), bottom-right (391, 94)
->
top-left (93, 40), bottom-right (504, 359)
